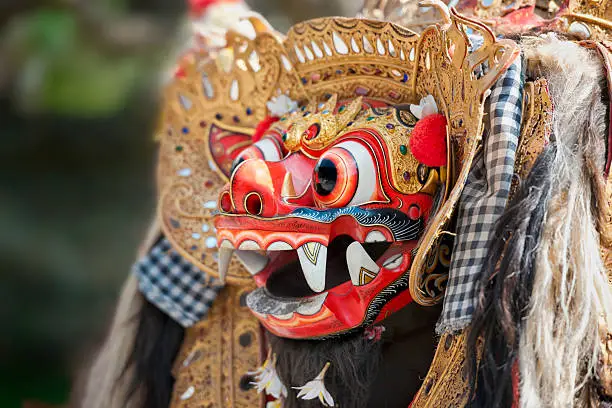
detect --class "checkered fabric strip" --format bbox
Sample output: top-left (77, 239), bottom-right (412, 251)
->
top-left (437, 57), bottom-right (523, 333)
top-left (134, 237), bottom-right (223, 328)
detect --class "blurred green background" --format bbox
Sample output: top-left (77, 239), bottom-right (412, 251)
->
top-left (0, 0), bottom-right (359, 407)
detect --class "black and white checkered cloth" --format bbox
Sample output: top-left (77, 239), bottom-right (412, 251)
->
top-left (437, 58), bottom-right (523, 333)
top-left (134, 237), bottom-right (223, 328)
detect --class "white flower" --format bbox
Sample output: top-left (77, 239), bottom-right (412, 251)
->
top-left (266, 401), bottom-right (282, 408)
top-left (410, 94), bottom-right (438, 119)
top-left (266, 93), bottom-right (299, 117)
top-left (248, 353), bottom-right (288, 399)
top-left (293, 362), bottom-right (335, 407)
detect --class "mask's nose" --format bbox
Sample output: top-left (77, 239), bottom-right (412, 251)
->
top-left (219, 158), bottom-right (278, 217)
top-left (218, 153), bottom-right (319, 217)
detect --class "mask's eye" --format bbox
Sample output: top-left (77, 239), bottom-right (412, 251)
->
top-left (230, 137), bottom-right (284, 174)
top-left (313, 140), bottom-right (377, 208)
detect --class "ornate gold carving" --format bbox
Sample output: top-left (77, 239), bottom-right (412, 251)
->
top-left (170, 284), bottom-right (264, 408)
top-left (409, 3), bottom-right (520, 305)
top-left (556, 0), bottom-right (612, 40)
top-left (599, 317), bottom-right (612, 397)
top-left (285, 17), bottom-right (420, 105)
top-left (510, 79), bottom-right (553, 197)
top-left (283, 94), bottom-right (364, 153)
top-left (411, 331), bottom-right (475, 407)
top-left (157, 125), bottom-right (253, 284)
top-left (165, 18), bottom-right (307, 138)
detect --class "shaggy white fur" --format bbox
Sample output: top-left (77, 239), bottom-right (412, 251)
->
top-left (519, 34), bottom-right (612, 408)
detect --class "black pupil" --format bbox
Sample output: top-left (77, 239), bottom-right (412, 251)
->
top-left (314, 158), bottom-right (337, 196)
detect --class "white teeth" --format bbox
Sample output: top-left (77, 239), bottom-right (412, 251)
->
top-left (267, 241), bottom-right (293, 251)
top-left (295, 292), bottom-right (327, 315)
top-left (218, 247), bottom-right (234, 283)
top-left (220, 240), bottom-right (234, 249)
top-left (382, 254), bottom-right (403, 270)
top-left (235, 250), bottom-right (268, 275)
top-left (238, 240), bottom-right (261, 250)
top-left (365, 230), bottom-right (386, 243)
top-left (346, 241), bottom-right (380, 286)
top-left (272, 312), bottom-right (294, 320)
top-left (296, 242), bottom-right (327, 293)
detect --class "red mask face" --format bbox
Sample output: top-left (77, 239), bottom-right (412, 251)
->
top-left (214, 95), bottom-right (448, 339)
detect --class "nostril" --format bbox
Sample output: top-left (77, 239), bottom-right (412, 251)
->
top-left (219, 191), bottom-right (232, 213)
top-left (244, 192), bottom-right (263, 216)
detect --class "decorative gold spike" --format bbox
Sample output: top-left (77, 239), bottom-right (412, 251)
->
top-left (281, 172), bottom-right (297, 198)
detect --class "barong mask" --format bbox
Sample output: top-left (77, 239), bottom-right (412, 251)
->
top-left (158, 0), bottom-right (520, 339)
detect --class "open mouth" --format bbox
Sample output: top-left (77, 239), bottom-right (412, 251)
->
top-left (264, 236), bottom-right (391, 298)
top-left (218, 233), bottom-right (408, 324)
top-left (214, 209), bottom-right (423, 335)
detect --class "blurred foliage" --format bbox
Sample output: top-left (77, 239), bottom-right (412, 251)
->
top-left (14, 9), bottom-right (139, 115)
top-left (2, 1), bottom-right (176, 116)
top-left (0, 0), bottom-right (358, 407)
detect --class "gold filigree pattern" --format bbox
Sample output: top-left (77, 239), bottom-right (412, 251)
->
top-left (283, 95), bottom-right (364, 153)
top-left (411, 331), bottom-right (476, 407)
top-left (555, 0), bottom-right (612, 40)
top-left (285, 17), bottom-right (420, 104)
top-left (170, 284), bottom-right (264, 408)
top-left (157, 123), bottom-right (253, 283)
top-left (599, 317), bottom-right (612, 397)
top-left (510, 79), bottom-right (553, 197)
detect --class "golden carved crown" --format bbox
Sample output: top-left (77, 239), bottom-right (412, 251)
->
top-left (157, 0), bottom-right (520, 300)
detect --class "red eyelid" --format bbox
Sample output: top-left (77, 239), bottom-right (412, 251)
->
top-left (238, 145), bottom-right (265, 161)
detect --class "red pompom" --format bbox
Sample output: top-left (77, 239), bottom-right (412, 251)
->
top-left (409, 113), bottom-right (447, 167)
top-left (189, 0), bottom-right (239, 15)
top-left (252, 116), bottom-right (279, 143)
top-left (174, 66), bottom-right (186, 78)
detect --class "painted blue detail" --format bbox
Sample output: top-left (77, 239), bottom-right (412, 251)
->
top-left (288, 207), bottom-right (423, 241)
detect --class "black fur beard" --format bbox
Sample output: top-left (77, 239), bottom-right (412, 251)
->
top-left (267, 330), bottom-right (383, 408)
top-left (123, 295), bottom-right (185, 408)
top-left (467, 146), bottom-right (556, 408)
